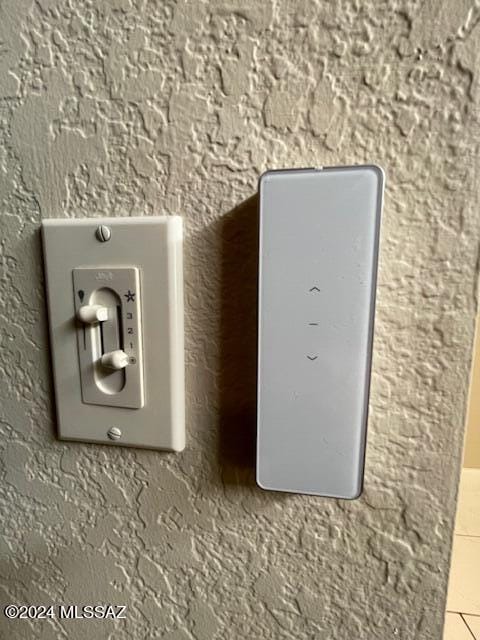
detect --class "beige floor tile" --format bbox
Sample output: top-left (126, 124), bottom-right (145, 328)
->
top-left (447, 535), bottom-right (480, 615)
top-left (464, 615), bottom-right (480, 639)
top-left (456, 469), bottom-right (480, 537)
top-left (443, 613), bottom-right (474, 639)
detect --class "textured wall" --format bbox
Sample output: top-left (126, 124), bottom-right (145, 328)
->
top-left (0, 1), bottom-right (479, 639)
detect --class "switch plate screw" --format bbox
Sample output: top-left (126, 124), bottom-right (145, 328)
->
top-left (107, 427), bottom-right (122, 441)
top-left (96, 225), bottom-right (111, 242)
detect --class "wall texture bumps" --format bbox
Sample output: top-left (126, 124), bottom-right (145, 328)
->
top-left (0, 1), bottom-right (479, 638)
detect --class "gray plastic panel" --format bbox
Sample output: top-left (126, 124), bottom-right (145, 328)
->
top-left (256, 166), bottom-right (384, 498)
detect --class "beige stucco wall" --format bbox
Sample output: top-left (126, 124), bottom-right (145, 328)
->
top-left (0, 1), bottom-right (479, 639)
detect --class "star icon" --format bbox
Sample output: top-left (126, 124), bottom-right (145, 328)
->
top-left (124, 290), bottom-right (136, 302)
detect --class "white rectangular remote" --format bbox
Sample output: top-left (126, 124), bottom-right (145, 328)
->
top-left (256, 165), bottom-right (384, 498)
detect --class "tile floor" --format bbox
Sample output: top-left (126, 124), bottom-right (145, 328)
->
top-left (444, 468), bottom-right (480, 639)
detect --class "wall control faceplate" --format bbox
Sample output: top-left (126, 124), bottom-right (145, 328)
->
top-left (73, 266), bottom-right (144, 409)
top-left (42, 216), bottom-right (185, 451)
top-left (256, 166), bottom-right (384, 498)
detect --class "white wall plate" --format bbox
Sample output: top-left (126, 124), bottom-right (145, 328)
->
top-left (42, 216), bottom-right (185, 451)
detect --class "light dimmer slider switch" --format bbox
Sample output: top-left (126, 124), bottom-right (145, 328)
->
top-left (77, 304), bottom-right (109, 324)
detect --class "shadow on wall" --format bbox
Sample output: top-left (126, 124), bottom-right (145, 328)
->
top-left (37, 228), bottom-right (57, 441)
top-left (218, 194), bottom-right (259, 486)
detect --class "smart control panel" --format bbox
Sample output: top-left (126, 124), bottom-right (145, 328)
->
top-left (256, 166), bottom-right (384, 498)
